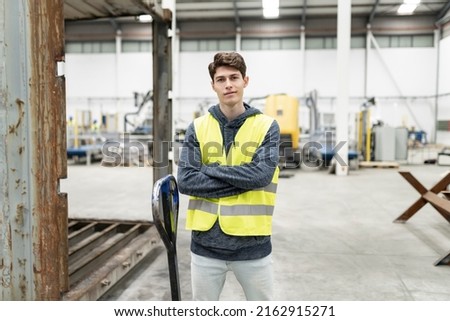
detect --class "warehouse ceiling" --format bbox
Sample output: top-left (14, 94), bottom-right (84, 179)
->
top-left (174, 0), bottom-right (449, 22)
top-left (64, 0), bottom-right (450, 24)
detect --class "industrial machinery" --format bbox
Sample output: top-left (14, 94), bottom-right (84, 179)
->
top-left (264, 94), bottom-right (301, 168)
top-left (105, 90), bottom-right (154, 167)
top-left (357, 98), bottom-right (408, 163)
top-left (358, 98), bottom-right (375, 162)
top-left (124, 90), bottom-right (153, 134)
top-left (66, 110), bottom-right (106, 165)
top-left (66, 135), bottom-right (105, 165)
top-left (299, 90), bottom-right (360, 169)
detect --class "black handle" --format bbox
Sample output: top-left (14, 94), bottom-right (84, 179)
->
top-left (152, 174), bottom-right (181, 301)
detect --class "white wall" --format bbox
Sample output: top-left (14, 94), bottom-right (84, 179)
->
top-left (65, 37), bottom-right (450, 144)
top-left (65, 52), bottom-right (153, 126)
top-left (305, 49), bottom-right (366, 97)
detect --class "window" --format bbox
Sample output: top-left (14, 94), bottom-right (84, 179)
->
top-left (241, 37), bottom-right (300, 50)
top-left (373, 34), bottom-right (433, 48)
top-left (122, 41), bottom-right (152, 53)
top-left (412, 35), bottom-right (434, 47)
top-left (305, 37), bottom-right (336, 49)
top-left (180, 39), bottom-right (235, 52)
top-left (65, 41), bottom-right (116, 53)
top-left (351, 36), bottom-right (365, 48)
top-left (281, 38), bottom-right (301, 49)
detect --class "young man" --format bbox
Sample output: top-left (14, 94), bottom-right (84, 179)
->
top-left (177, 52), bottom-right (280, 301)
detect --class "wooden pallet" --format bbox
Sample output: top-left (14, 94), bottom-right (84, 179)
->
top-left (359, 161), bottom-right (399, 168)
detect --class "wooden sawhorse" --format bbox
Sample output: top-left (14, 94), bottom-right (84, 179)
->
top-left (394, 171), bottom-right (450, 266)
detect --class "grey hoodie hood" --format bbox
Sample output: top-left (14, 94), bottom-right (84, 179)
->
top-left (208, 103), bottom-right (262, 128)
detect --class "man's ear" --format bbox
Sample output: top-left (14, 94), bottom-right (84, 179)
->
top-left (243, 76), bottom-right (249, 88)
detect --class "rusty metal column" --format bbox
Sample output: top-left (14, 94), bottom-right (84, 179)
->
top-left (0, 0), bottom-right (68, 300)
top-left (152, 10), bottom-right (173, 184)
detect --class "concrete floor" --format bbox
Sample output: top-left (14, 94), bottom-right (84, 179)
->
top-left (61, 162), bottom-right (450, 301)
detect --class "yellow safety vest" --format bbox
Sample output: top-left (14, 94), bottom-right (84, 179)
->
top-left (186, 113), bottom-right (280, 236)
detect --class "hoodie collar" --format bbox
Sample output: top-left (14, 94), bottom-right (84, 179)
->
top-left (208, 103), bottom-right (262, 127)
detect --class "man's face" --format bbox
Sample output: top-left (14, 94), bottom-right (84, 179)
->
top-left (211, 66), bottom-right (249, 107)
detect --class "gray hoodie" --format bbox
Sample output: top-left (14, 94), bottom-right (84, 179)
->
top-left (177, 103), bottom-right (280, 261)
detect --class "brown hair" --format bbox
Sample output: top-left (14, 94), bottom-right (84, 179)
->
top-left (208, 52), bottom-right (247, 81)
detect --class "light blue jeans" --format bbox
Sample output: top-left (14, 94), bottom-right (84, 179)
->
top-left (190, 252), bottom-right (273, 301)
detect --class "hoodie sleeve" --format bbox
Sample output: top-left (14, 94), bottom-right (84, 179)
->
top-left (200, 120), bottom-right (280, 189)
top-left (176, 123), bottom-right (248, 198)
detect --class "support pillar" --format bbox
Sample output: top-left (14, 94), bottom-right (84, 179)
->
top-left (152, 10), bottom-right (173, 184)
top-left (335, 0), bottom-right (351, 176)
top-left (0, 0), bottom-right (68, 300)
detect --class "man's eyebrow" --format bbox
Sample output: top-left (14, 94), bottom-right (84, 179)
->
top-left (214, 73), bottom-right (240, 80)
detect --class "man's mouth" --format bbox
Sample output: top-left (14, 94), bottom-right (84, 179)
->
top-left (224, 91), bottom-right (236, 96)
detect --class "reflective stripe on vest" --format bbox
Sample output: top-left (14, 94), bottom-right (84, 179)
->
top-left (186, 113), bottom-right (279, 236)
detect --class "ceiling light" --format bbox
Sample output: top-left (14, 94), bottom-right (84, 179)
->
top-left (136, 14), bottom-right (152, 23)
top-left (398, 0), bottom-right (420, 14)
top-left (262, 0), bottom-right (279, 19)
top-left (397, 4), bottom-right (417, 14)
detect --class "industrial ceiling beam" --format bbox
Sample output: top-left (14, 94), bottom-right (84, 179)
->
top-left (435, 0), bottom-right (450, 24)
top-left (302, 0), bottom-right (307, 27)
top-left (233, 0), bottom-right (241, 29)
top-left (135, 0), bottom-right (172, 22)
top-left (367, 0), bottom-right (380, 25)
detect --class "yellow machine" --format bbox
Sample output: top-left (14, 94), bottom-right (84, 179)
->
top-left (358, 108), bottom-right (372, 162)
top-left (264, 94), bottom-right (301, 168)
